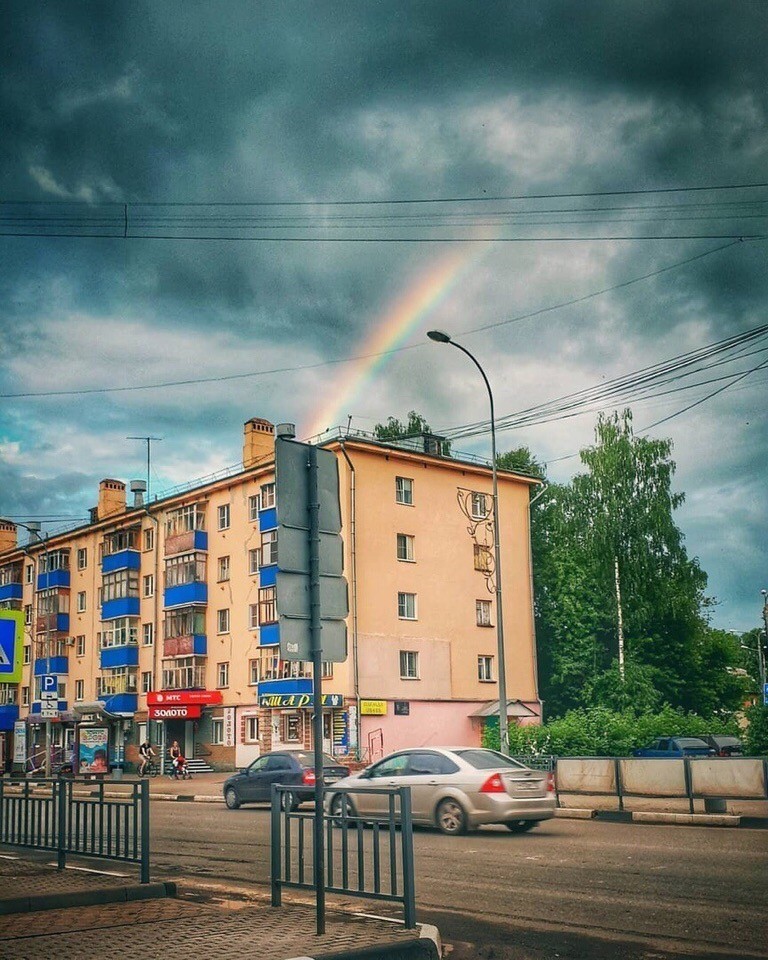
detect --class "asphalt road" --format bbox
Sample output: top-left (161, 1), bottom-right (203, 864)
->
top-left (149, 803), bottom-right (768, 960)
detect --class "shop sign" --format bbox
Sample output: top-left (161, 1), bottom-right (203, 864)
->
top-left (223, 707), bottom-right (236, 747)
top-left (78, 727), bottom-right (110, 774)
top-left (13, 721), bottom-right (26, 764)
top-left (394, 701), bottom-right (410, 716)
top-left (259, 693), bottom-right (343, 709)
top-left (360, 699), bottom-right (387, 716)
top-left (146, 690), bottom-right (222, 706)
top-left (148, 704), bottom-right (202, 720)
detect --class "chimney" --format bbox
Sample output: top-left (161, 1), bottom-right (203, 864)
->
top-left (243, 418), bottom-right (275, 468)
top-left (97, 479), bottom-right (127, 520)
top-left (130, 480), bottom-right (147, 508)
top-left (0, 519), bottom-right (17, 553)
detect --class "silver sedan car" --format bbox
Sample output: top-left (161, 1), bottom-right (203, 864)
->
top-left (326, 747), bottom-right (556, 835)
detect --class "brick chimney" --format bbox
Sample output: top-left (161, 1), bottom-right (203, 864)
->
top-left (97, 479), bottom-right (127, 520)
top-left (243, 418), bottom-right (275, 468)
top-left (0, 519), bottom-right (17, 553)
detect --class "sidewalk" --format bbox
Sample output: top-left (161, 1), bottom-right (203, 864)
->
top-left (0, 855), bottom-right (439, 960)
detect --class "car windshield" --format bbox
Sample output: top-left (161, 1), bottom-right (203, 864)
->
top-left (675, 738), bottom-right (710, 748)
top-left (292, 752), bottom-right (338, 767)
top-left (454, 749), bottom-right (526, 770)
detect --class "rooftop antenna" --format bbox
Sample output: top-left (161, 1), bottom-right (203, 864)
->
top-left (127, 436), bottom-right (163, 501)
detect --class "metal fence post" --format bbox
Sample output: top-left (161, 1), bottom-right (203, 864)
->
top-left (399, 787), bottom-right (416, 929)
top-left (139, 778), bottom-right (150, 884)
top-left (56, 778), bottom-right (67, 871)
top-left (683, 758), bottom-right (694, 814)
top-left (614, 758), bottom-right (624, 812)
top-left (270, 784), bottom-right (282, 907)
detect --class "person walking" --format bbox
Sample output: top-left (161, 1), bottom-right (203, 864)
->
top-left (169, 740), bottom-right (182, 779)
top-left (138, 741), bottom-right (155, 777)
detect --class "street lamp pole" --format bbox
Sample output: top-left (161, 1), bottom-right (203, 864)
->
top-left (427, 330), bottom-right (510, 755)
top-left (760, 590), bottom-right (768, 696)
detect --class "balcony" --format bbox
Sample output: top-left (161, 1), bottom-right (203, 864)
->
top-left (0, 704), bottom-right (19, 731)
top-left (99, 645), bottom-right (139, 669)
top-left (102, 597), bottom-right (140, 620)
top-left (37, 569), bottom-right (70, 591)
top-left (161, 663), bottom-right (206, 690)
top-left (162, 634), bottom-right (207, 658)
top-left (97, 672), bottom-right (138, 696)
top-left (259, 622), bottom-right (279, 646)
top-left (164, 582), bottom-right (207, 609)
top-left (258, 677), bottom-right (313, 697)
top-left (34, 656), bottom-right (69, 676)
top-left (36, 613), bottom-right (70, 635)
top-left (102, 549), bottom-right (141, 573)
top-left (0, 583), bottom-right (22, 603)
top-left (258, 506), bottom-right (277, 531)
top-left (101, 693), bottom-right (138, 714)
top-left (165, 529), bottom-right (208, 557)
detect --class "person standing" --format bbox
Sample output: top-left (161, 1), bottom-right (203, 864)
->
top-left (169, 739), bottom-right (181, 778)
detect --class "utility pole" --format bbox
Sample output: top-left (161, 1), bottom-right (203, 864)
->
top-left (614, 557), bottom-right (625, 681)
top-left (760, 590), bottom-right (768, 696)
top-left (127, 437), bottom-right (163, 502)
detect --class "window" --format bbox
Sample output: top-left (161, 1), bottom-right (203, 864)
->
top-left (322, 661), bottom-right (333, 679)
top-left (163, 608), bottom-right (204, 640)
top-left (217, 662), bottom-right (229, 688)
top-left (39, 550), bottom-right (69, 573)
top-left (248, 659), bottom-right (259, 685)
top-left (471, 492), bottom-right (489, 519)
top-left (25, 564), bottom-right (33, 584)
top-left (23, 644), bottom-right (31, 664)
top-left (141, 670), bottom-right (153, 694)
top-left (396, 533), bottom-right (415, 562)
top-left (474, 544), bottom-right (492, 573)
top-left (245, 716), bottom-right (259, 743)
top-left (101, 618), bottom-right (139, 647)
top-left (478, 655), bottom-right (494, 682)
top-left (217, 504), bottom-right (230, 530)
top-left (248, 548), bottom-right (260, 576)
top-left (102, 569), bottom-right (139, 602)
top-left (143, 574), bottom-right (154, 598)
top-left (248, 494), bottom-right (260, 522)
top-left (103, 529), bottom-right (139, 556)
top-left (143, 527), bottom-right (155, 551)
top-left (22, 686), bottom-right (30, 706)
top-left (476, 600), bottom-right (493, 627)
top-left (260, 482), bottom-right (275, 509)
top-left (258, 586), bottom-right (276, 624)
top-left (165, 504), bottom-right (206, 537)
top-left (75, 679), bottom-right (84, 701)
top-left (24, 604), bottom-right (32, 626)
top-left (164, 552), bottom-right (207, 588)
top-left (369, 754), bottom-right (409, 778)
top-left (211, 718), bottom-right (224, 745)
top-left (257, 647), bottom-right (280, 680)
top-left (249, 603), bottom-right (259, 630)
top-left (408, 751), bottom-right (460, 776)
top-left (77, 548), bottom-right (87, 570)
top-left (77, 591), bottom-right (87, 613)
top-left (399, 650), bottom-right (419, 679)
top-left (397, 592), bottom-right (417, 620)
top-left (97, 587), bottom-right (102, 606)
top-left (76, 636), bottom-right (85, 657)
top-left (217, 556), bottom-right (230, 582)
top-left (284, 714), bottom-right (301, 742)
top-left (161, 656), bottom-right (206, 690)
top-left (217, 609), bottom-right (230, 634)
top-left (261, 529), bottom-right (278, 566)
top-left (395, 476), bottom-right (413, 505)
top-left (142, 623), bottom-right (154, 646)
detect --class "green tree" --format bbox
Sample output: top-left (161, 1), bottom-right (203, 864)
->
top-left (496, 446), bottom-right (545, 478)
top-left (374, 410), bottom-right (452, 454)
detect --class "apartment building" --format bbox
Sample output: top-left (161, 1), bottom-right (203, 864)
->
top-left (0, 417), bottom-right (542, 774)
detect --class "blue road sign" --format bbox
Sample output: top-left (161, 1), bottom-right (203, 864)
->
top-left (40, 674), bottom-right (59, 699)
top-left (763, 683), bottom-right (768, 707)
top-left (0, 611), bottom-right (24, 684)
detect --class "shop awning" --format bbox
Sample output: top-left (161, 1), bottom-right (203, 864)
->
top-left (73, 701), bottom-right (129, 720)
top-left (470, 699), bottom-right (538, 719)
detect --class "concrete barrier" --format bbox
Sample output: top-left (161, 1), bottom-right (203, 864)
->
top-left (690, 758), bottom-right (766, 799)
top-left (618, 758), bottom-right (687, 797)
top-left (556, 758), bottom-right (616, 794)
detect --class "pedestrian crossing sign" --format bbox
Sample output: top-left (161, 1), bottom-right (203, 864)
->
top-left (0, 611), bottom-right (24, 684)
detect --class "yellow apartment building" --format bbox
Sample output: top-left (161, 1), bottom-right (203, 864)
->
top-left (0, 417), bottom-right (541, 774)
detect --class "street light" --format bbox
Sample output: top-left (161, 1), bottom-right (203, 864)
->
top-left (427, 330), bottom-right (511, 755)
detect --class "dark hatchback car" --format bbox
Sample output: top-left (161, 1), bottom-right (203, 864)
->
top-left (223, 750), bottom-right (349, 810)
top-left (701, 735), bottom-right (743, 756)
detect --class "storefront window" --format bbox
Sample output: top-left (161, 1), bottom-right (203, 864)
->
top-left (284, 714), bottom-right (301, 742)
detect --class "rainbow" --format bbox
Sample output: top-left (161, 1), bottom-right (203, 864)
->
top-left (305, 241), bottom-right (493, 438)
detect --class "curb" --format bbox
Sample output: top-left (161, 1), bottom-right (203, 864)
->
top-left (554, 808), bottom-right (596, 819)
top-left (307, 936), bottom-right (440, 960)
top-left (632, 812), bottom-right (740, 827)
top-left (0, 880), bottom-right (177, 916)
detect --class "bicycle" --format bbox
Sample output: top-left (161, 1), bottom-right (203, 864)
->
top-left (139, 759), bottom-right (160, 778)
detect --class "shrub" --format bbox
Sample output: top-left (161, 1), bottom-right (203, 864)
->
top-left (482, 705), bottom-right (739, 757)
top-left (744, 704), bottom-right (768, 756)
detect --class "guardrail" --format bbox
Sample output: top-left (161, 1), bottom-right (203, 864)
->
top-left (552, 756), bottom-right (768, 811)
top-left (270, 784), bottom-right (416, 928)
top-left (0, 777), bottom-right (150, 882)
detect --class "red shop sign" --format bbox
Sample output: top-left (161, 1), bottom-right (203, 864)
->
top-left (146, 690), bottom-right (223, 706)
top-left (148, 704), bottom-right (202, 720)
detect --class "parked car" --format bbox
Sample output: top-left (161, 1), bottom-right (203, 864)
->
top-left (700, 735), bottom-right (743, 757)
top-left (325, 747), bottom-right (556, 836)
top-left (632, 737), bottom-right (715, 758)
top-left (223, 750), bottom-right (349, 810)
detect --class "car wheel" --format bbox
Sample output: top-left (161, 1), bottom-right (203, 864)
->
top-left (330, 793), bottom-right (356, 826)
top-left (505, 819), bottom-right (537, 833)
top-left (225, 787), bottom-right (241, 810)
top-left (436, 798), bottom-right (468, 836)
top-left (280, 790), bottom-right (299, 812)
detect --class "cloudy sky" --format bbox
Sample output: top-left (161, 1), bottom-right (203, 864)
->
top-left (1, 1), bottom-right (766, 630)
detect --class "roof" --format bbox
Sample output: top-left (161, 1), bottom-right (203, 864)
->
top-left (469, 699), bottom-right (539, 718)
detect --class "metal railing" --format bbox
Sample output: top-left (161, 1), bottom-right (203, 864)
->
top-left (511, 754), bottom-right (556, 772)
top-left (0, 777), bottom-right (150, 882)
top-left (271, 784), bottom-right (416, 928)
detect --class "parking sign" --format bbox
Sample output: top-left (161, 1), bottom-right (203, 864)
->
top-left (40, 675), bottom-right (58, 700)
top-left (0, 611), bottom-right (24, 684)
